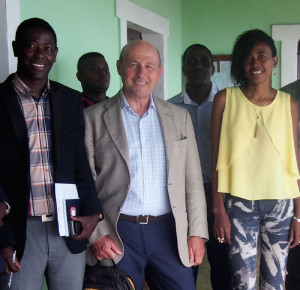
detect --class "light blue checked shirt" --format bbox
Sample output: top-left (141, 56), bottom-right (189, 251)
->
top-left (169, 83), bottom-right (219, 183)
top-left (120, 91), bottom-right (171, 216)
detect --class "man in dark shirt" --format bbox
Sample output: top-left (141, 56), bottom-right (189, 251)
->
top-left (77, 52), bottom-right (110, 108)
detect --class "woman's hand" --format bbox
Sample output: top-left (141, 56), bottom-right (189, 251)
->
top-left (289, 218), bottom-right (300, 249)
top-left (214, 211), bottom-right (231, 245)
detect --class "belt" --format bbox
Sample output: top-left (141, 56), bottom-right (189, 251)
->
top-left (27, 214), bottom-right (56, 222)
top-left (119, 213), bottom-right (172, 224)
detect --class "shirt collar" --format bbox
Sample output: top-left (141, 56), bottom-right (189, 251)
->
top-left (13, 74), bottom-right (50, 100)
top-left (182, 82), bottom-right (216, 106)
top-left (120, 90), bottom-right (156, 112)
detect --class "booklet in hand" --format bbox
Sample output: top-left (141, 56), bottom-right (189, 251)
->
top-left (66, 199), bottom-right (83, 236)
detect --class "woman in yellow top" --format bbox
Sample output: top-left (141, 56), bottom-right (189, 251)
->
top-left (211, 29), bottom-right (300, 290)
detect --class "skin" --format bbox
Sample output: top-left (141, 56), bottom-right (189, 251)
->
top-left (183, 47), bottom-right (215, 105)
top-left (211, 41), bottom-right (300, 248)
top-left (91, 40), bottom-right (205, 266)
top-left (12, 28), bottom-right (58, 98)
top-left (0, 202), bottom-right (7, 229)
top-left (117, 40), bottom-right (162, 116)
top-left (2, 27), bottom-right (99, 274)
top-left (76, 56), bottom-right (110, 103)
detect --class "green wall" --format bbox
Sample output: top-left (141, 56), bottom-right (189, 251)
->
top-left (182, 0), bottom-right (300, 89)
top-left (16, 0), bottom-right (300, 96)
top-left (20, 0), bottom-right (120, 97)
top-left (19, 0), bottom-right (182, 99)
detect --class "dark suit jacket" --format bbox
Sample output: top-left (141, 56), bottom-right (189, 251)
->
top-left (0, 181), bottom-right (12, 273)
top-left (0, 74), bottom-right (102, 261)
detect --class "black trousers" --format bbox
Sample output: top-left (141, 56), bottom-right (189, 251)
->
top-left (285, 246), bottom-right (300, 290)
top-left (193, 183), bottom-right (232, 290)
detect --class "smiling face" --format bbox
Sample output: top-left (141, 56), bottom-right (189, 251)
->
top-left (13, 27), bottom-right (58, 88)
top-left (77, 56), bottom-right (110, 95)
top-left (183, 47), bottom-right (214, 86)
top-left (243, 41), bottom-right (278, 85)
top-left (117, 41), bottom-right (162, 101)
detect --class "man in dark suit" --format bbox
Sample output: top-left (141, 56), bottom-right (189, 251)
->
top-left (0, 18), bottom-right (102, 290)
top-left (0, 182), bottom-right (13, 274)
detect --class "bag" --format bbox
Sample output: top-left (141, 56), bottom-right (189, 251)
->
top-left (83, 260), bottom-right (135, 290)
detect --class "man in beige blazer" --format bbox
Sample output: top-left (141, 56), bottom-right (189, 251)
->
top-left (84, 40), bottom-right (208, 290)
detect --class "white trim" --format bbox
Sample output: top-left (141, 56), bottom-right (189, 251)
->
top-left (0, 0), bottom-right (20, 82)
top-left (272, 25), bottom-right (300, 87)
top-left (116, 0), bottom-right (169, 100)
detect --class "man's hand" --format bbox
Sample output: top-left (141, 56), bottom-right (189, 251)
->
top-left (70, 214), bottom-right (99, 240)
top-left (91, 235), bottom-right (122, 260)
top-left (0, 201), bottom-right (7, 229)
top-left (1, 247), bottom-right (21, 274)
top-left (188, 236), bottom-right (205, 266)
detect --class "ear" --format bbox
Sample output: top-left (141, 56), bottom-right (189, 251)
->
top-left (12, 41), bottom-right (18, 57)
top-left (273, 56), bottom-right (278, 68)
top-left (182, 65), bottom-right (186, 76)
top-left (53, 47), bottom-right (58, 63)
top-left (76, 72), bottom-right (81, 82)
top-left (116, 60), bottom-right (122, 76)
top-left (157, 65), bottom-right (162, 81)
top-left (211, 63), bottom-right (215, 76)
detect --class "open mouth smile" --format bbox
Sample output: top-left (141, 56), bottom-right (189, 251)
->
top-left (32, 63), bottom-right (45, 68)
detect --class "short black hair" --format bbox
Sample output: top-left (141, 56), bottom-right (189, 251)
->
top-left (182, 44), bottom-right (213, 66)
top-left (77, 52), bottom-right (105, 72)
top-left (230, 29), bottom-right (277, 86)
top-left (15, 17), bottom-right (57, 47)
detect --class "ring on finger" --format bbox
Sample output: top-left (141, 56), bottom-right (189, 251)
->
top-left (217, 237), bottom-right (225, 243)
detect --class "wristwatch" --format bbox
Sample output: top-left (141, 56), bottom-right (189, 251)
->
top-left (4, 201), bottom-right (10, 215)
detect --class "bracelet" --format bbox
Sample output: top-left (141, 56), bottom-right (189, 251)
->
top-left (293, 216), bottom-right (300, 222)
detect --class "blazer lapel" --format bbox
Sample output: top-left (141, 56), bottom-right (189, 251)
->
top-left (1, 78), bottom-right (28, 147)
top-left (154, 97), bottom-right (176, 171)
top-left (103, 94), bottom-right (130, 169)
top-left (49, 83), bottom-right (63, 167)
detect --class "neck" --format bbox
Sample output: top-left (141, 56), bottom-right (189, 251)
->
top-left (186, 82), bottom-right (211, 105)
top-left (241, 84), bottom-right (277, 106)
top-left (17, 72), bottom-right (48, 100)
top-left (124, 94), bottom-right (151, 117)
top-left (83, 91), bottom-right (107, 103)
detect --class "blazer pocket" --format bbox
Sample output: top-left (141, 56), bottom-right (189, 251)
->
top-left (174, 138), bottom-right (187, 147)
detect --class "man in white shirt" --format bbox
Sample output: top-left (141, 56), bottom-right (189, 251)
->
top-left (169, 44), bottom-right (232, 289)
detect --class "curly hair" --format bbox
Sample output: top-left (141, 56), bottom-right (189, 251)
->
top-left (230, 29), bottom-right (277, 86)
top-left (15, 18), bottom-right (57, 47)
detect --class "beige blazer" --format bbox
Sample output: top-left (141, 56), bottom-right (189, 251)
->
top-left (84, 92), bottom-right (208, 267)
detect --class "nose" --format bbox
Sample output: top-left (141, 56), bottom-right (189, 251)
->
top-left (251, 57), bottom-right (259, 67)
top-left (33, 46), bottom-right (44, 58)
top-left (136, 65), bottom-right (146, 77)
top-left (99, 70), bottom-right (109, 76)
top-left (192, 60), bottom-right (202, 69)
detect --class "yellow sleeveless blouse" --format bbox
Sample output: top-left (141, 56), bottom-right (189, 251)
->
top-left (217, 87), bottom-right (300, 200)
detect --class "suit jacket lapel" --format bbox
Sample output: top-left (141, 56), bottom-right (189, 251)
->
top-left (103, 94), bottom-right (130, 169)
top-left (49, 82), bottom-right (62, 167)
top-left (154, 97), bottom-right (175, 172)
top-left (1, 76), bottom-right (28, 147)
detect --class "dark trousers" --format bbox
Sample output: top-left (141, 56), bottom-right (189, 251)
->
top-left (202, 183), bottom-right (232, 290)
top-left (116, 215), bottom-right (196, 290)
top-left (285, 246), bottom-right (300, 290)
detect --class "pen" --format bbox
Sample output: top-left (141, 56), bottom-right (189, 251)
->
top-left (8, 250), bottom-right (16, 288)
